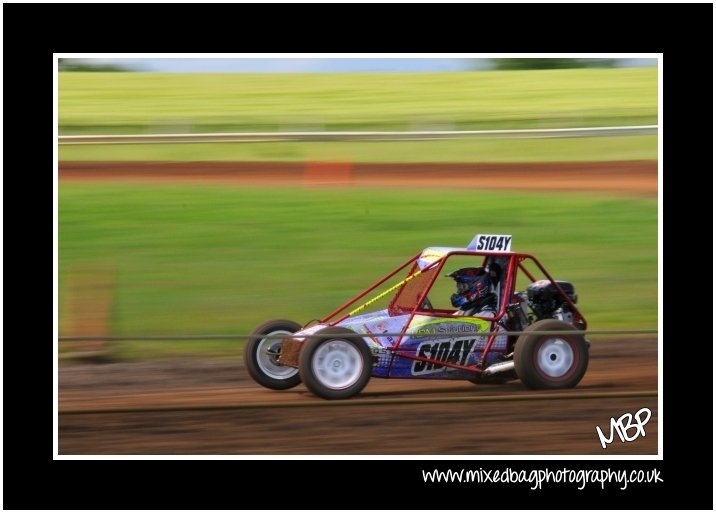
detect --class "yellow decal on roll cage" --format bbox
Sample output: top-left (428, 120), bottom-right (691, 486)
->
top-left (347, 269), bottom-right (423, 317)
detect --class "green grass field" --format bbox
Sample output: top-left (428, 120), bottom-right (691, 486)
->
top-left (58, 184), bottom-right (657, 359)
top-left (58, 134), bottom-right (657, 163)
top-left (58, 68), bottom-right (657, 163)
top-left (59, 68), bottom-right (657, 134)
top-left (58, 67), bottom-right (658, 359)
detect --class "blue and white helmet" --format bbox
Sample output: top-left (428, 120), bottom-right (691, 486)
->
top-left (447, 267), bottom-right (492, 309)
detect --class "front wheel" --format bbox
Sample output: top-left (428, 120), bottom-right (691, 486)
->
top-left (244, 319), bottom-right (302, 390)
top-left (514, 319), bottom-right (588, 390)
top-left (298, 327), bottom-right (373, 400)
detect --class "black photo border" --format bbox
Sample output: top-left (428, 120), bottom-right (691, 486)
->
top-left (3, 3), bottom-right (712, 510)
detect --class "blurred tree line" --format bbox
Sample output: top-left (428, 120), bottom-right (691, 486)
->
top-left (59, 59), bottom-right (129, 72)
top-left (485, 58), bottom-right (618, 70)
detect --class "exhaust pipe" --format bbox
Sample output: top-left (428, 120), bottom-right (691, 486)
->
top-left (483, 360), bottom-right (515, 376)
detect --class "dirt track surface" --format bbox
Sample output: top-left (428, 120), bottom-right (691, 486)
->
top-left (59, 160), bottom-right (657, 196)
top-left (58, 337), bottom-right (657, 455)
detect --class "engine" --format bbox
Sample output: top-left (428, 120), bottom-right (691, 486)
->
top-left (526, 279), bottom-right (577, 321)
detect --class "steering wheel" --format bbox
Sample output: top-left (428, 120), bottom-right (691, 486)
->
top-left (419, 297), bottom-right (434, 311)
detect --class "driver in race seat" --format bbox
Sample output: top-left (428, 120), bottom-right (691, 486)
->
top-left (447, 262), bottom-right (502, 317)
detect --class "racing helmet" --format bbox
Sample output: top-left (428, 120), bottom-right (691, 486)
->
top-left (446, 267), bottom-right (493, 309)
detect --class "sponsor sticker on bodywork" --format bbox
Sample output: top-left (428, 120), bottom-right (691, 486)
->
top-left (412, 337), bottom-right (477, 374)
top-left (406, 317), bottom-right (507, 375)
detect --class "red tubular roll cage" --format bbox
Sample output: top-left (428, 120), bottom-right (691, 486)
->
top-left (318, 249), bottom-right (586, 373)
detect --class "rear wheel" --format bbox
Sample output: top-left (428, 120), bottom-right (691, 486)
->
top-left (244, 319), bottom-right (302, 390)
top-left (298, 327), bottom-right (373, 400)
top-left (514, 319), bottom-right (588, 389)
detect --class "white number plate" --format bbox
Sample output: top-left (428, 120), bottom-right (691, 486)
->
top-left (467, 234), bottom-right (513, 252)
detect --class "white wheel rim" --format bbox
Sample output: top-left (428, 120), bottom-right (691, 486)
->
top-left (256, 330), bottom-right (299, 380)
top-left (536, 337), bottom-right (574, 378)
top-left (312, 339), bottom-right (364, 390)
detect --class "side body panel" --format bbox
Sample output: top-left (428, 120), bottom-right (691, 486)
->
top-left (333, 311), bottom-right (508, 379)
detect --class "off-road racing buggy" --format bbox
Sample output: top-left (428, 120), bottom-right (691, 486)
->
top-left (245, 234), bottom-right (589, 399)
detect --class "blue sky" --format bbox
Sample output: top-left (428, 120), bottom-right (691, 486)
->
top-left (68, 57), bottom-right (656, 73)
